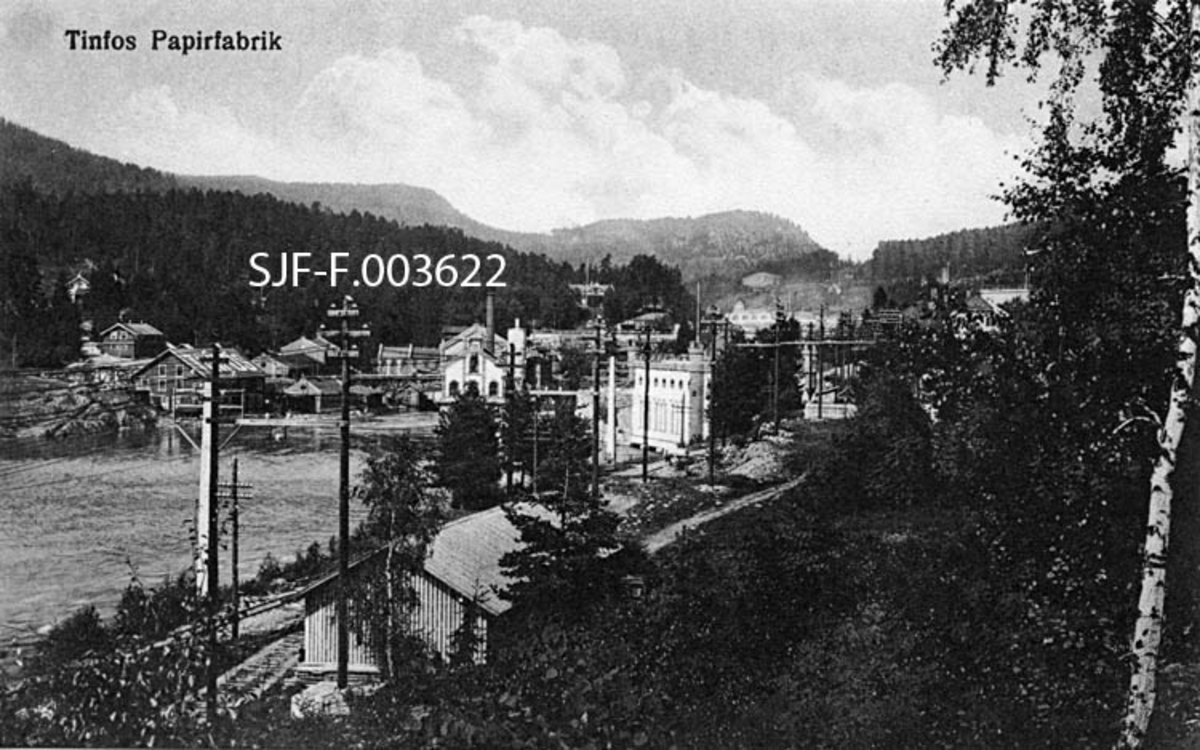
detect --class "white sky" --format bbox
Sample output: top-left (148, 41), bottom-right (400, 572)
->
top-left (0, 0), bottom-right (1047, 259)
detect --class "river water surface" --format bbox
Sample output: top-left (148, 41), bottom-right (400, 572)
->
top-left (0, 425), bottom-right (394, 640)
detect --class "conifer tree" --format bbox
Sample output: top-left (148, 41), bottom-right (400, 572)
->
top-left (434, 387), bottom-right (503, 510)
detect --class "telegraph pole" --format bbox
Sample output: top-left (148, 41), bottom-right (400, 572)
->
top-left (324, 296), bottom-right (368, 689)
top-left (591, 316), bottom-right (602, 500)
top-left (703, 308), bottom-right (721, 484)
top-left (506, 343), bottom-right (516, 495)
top-left (230, 459), bottom-right (239, 641)
top-left (216, 460), bottom-right (253, 642)
top-left (818, 305), bottom-right (826, 421)
top-left (641, 324), bottom-right (651, 483)
top-left (531, 396), bottom-right (540, 495)
top-left (773, 297), bottom-right (783, 432)
top-left (200, 343), bottom-right (222, 727)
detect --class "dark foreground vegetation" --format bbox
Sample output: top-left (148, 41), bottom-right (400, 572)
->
top-left (6, 153), bottom-right (1200, 744)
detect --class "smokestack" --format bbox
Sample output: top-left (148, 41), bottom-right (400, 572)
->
top-left (486, 290), bottom-right (495, 347)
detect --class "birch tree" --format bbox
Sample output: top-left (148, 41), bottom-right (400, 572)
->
top-left (936, 1), bottom-right (1196, 744)
top-left (355, 436), bottom-right (443, 677)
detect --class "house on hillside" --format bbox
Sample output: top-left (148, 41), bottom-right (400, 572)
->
top-left (130, 344), bottom-right (266, 415)
top-left (959, 287), bottom-right (1030, 331)
top-left (295, 505), bottom-right (527, 682)
top-left (725, 300), bottom-right (783, 334)
top-left (66, 273), bottom-right (90, 305)
top-left (741, 271), bottom-right (781, 289)
top-left (96, 322), bottom-right (166, 359)
top-left (568, 282), bottom-right (612, 310)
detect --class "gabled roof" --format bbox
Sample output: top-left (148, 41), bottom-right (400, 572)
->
top-left (423, 505), bottom-right (529, 616)
top-left (131, 344), bottom-right (265, 381)
top-left (279, 335), bottom-right (338, 358)
top-left (100, 321), bottom-right (164, 338)
top-left (439, 323), bottom-right (507, 359)
top-left (251, 352), bottom-right (289, 368)
top-left (964, 294), bottom-right (996, 314)
top-left (299, 503), bottom-right (554, 618)
top-left (284, 376), bottom-right (343, 396)
top-left (979, 287), bottom-right (1030, 308)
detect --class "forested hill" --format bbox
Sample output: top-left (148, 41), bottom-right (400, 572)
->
top-left (0, 180), bottom-right (595, 367)
top-left (178, 175), bottom-right (537, 250)
top-left (525, 210), bottom-right (839, 282)
top-left (0, 119), bottom-right (178, 195)
top-left (0, 177), bottom-right (695, 368)
top-left (866, 223), bottom-right (1034, 284)
top-left (1, 119), bottom-right (836, 286)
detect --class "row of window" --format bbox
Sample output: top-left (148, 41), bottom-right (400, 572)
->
top-left (448, 380), bottom-right (501, 397)
top-left (637, 375), bottom-right (696, 390)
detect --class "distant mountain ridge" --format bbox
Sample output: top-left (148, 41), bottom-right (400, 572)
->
top-left (1, 119), bottom-right (834, 282)
top-left (526, 210), bottom-right (834, 281)
top-left (177, 174), bottom-right (537, 248)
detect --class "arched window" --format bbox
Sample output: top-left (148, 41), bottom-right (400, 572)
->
top-left (449, 380), bottom-right (460, 397)
top-left (488, 381), bottom-right (499, 397)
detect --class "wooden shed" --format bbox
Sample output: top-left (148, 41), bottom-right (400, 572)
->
top-left (295, 506), bottom-right (530, 682)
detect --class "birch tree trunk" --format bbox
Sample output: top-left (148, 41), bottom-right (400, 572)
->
top-left (385, 507), bottom-right (396, 680)
top-left (1119, 8), bottom-right (1200, 745)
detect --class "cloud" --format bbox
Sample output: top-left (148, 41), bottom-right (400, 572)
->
top-left (798, 76), bottom-right (1027, 247)
top-left (101, 15), bottom-right (1024, 257)
top-left (105, 86), bottom-right (289, 177)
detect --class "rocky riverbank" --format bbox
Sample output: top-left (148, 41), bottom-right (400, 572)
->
top-left (0, 373), bottom-right (157, 441)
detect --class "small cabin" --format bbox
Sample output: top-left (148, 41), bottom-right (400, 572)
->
top-left (295, 506), bottom-right (527, 682)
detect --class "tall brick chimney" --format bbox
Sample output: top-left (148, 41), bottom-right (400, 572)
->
top-left (486, 290), bottom-right (495, 349)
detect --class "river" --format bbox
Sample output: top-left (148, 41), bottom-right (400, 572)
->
top-left (0, 419), bottom-right (434, 640)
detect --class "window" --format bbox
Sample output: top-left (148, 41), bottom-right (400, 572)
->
top-left (488, 381), bottom-right (499, 397)
top-left (469, 354), bottom-right (480, 374)
top-left (449, 380), bottom-right (460, 397)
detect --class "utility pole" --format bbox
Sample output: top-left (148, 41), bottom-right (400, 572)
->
top-left (324, 296), bottom-right (367, 689)
top-left (531, 395), bottom-right (539, 495)
top-left (641, 324), bottom-right (651, 483)
top-left (506, 343), bottom-right (516, 495)
top-left (201, 343), bottom-right (222, 726)
top-left (703, 307), bottom-right (721, 484)
top-left (216, 460), bottom-right (252, 643)
top-left (591, 317), bottom-right (602, 500)
top-left (773, 296), bottom-right (783, 432)
top-left (195, 345), bottom-right (223, 596)
top-left (818, 306), bottom-right (826, 422)
top-left (229, 459), bottom-right (240, 642)
top-left (606, 354), bottom-right (616, 464)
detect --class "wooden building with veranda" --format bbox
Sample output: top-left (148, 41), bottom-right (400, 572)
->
top-left (294, 506), bottom-right (526, 682)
